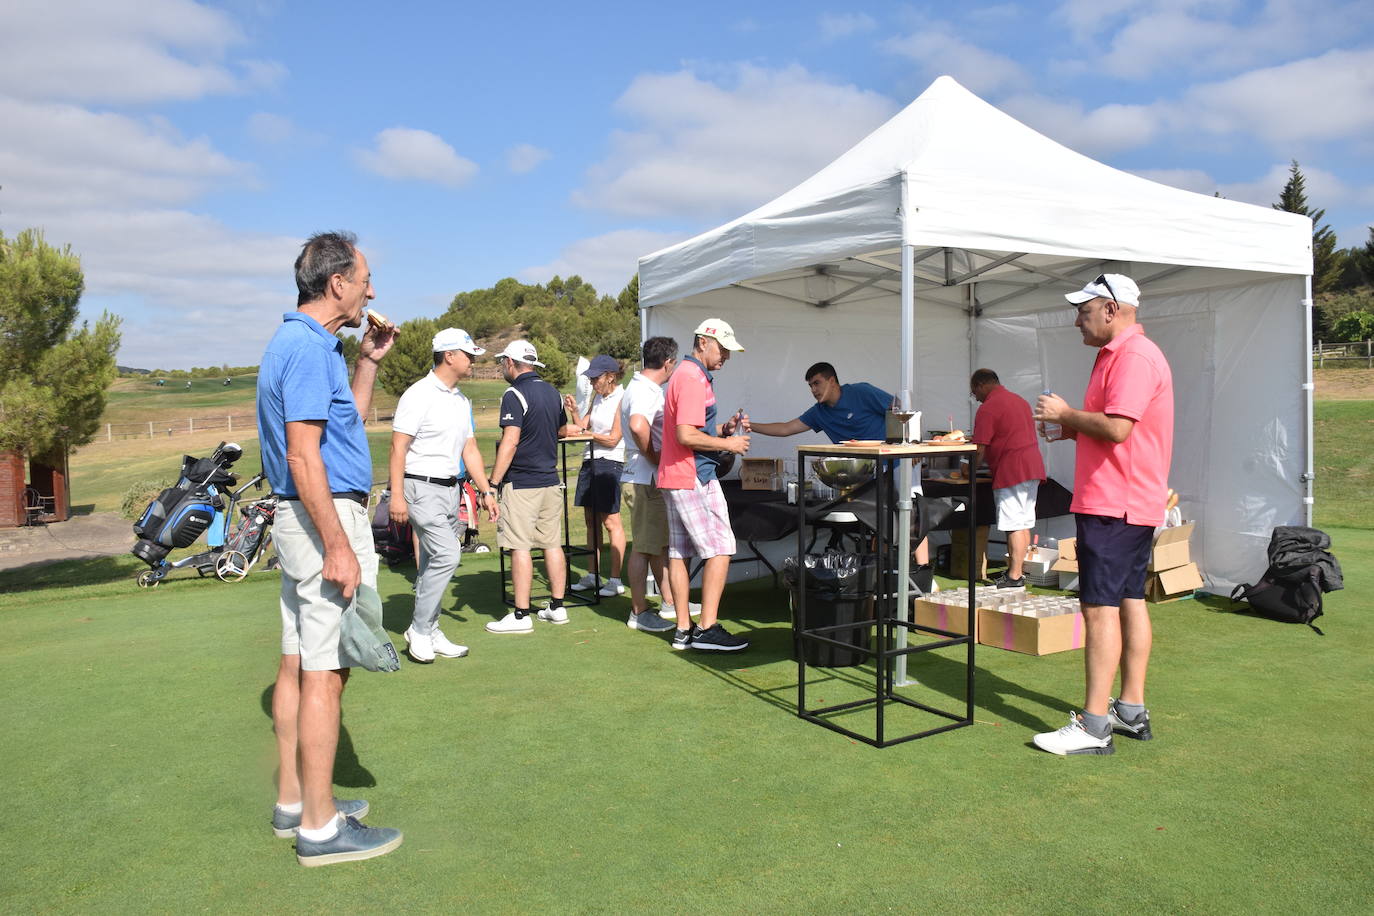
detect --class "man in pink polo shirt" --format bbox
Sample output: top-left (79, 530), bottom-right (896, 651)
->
top-left (658, 319), bottom-right (752, 652)
top-left (970, 368), bottom-right (1046, 589)
top-left (1032, 273), bottom-right (1174, 756)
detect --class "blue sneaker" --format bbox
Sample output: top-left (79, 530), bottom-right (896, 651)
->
top-left (295, 815), bottom-right (402, 867)
top-left (272, 798), bottom-right (369, 838)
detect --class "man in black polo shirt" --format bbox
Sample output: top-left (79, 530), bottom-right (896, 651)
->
top-left (487, 340), bottom-right (577, 633)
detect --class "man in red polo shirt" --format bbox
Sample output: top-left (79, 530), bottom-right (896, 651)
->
top-left (970, 368), bottom-right (1046, 589)
top-left (1032, 273), bottom-right (1173, 756)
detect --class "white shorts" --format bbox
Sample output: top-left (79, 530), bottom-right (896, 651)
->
top-left (274, 499), bottom-right (379, 671)
top-left (994, 480), bottom-right (1038, 532)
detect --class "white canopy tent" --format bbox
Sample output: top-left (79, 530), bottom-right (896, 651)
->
top-left (638, 76), bottom-right (1314, 594)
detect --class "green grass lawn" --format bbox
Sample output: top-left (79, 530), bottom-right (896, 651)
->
top-left (3, 374), bottom-right (1369, 911)
top-left (1, 533), bottom-right (1369, 912)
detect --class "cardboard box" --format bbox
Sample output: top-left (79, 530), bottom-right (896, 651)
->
top-left (977, 607), bottom-right (1085, 655)
top-left (913, 597), bottom-right (978, 638)
top-left (1058, 572), bottom-right (1079, 592)
top-left (1051, 537), bottom-right (1078, 573)
top-left (740, 458), bottom-right (781, 490)
top-left (948, 525), bottom-right (989, 581)
top-left (1146, 561), bottom-right (1203, 602)
top-left (1149, 522), bottom-right (1194, 571)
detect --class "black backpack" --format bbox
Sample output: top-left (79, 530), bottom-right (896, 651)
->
top-left (1230, 526), bottom-right (1343, 635)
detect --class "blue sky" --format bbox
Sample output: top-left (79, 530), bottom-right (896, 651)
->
top-left (2, 0), bottom-right (1371, 369)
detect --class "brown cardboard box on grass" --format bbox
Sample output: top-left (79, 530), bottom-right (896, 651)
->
top-left (1149, 523), bottom-right (1194, 571)
top-left (913, 597), bottom-right (978, 638)
top-left (1146, 562), bottom-right (1204, 602)
top-left (1051, 537), bottom-right (1078, 590)
top-left (948, 525), bottom-right (989, 581)
top-left (739, 458), bottom-right (781, 490)
top-left (977, 606), bottom-right (1086, 655)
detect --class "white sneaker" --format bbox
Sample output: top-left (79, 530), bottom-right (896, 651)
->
top-left (430, 628), bottom-right (469, 658)
top-left (569, 573), bottom-right (597, 592)
top-left (403, 626), bottom-right (434, 664)
top-left (1032, 713), bottom-right (1114, 756)
top-left (597, 577), bottom-right (625, 597)
top-left (536, 604), bottom-right (569, 625)
top-left (658, 602), bottom-right (703, 620)
top-left (485, 611), bottom-right (534, 634)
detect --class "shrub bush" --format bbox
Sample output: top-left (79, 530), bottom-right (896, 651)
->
top-left (121, 479), bottom-right (170, 520)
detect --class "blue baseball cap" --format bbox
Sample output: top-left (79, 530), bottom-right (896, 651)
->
top-left (582, 355), bottom-right (621, 378)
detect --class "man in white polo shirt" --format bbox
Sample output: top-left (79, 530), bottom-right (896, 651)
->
top-left (388, 328), bottom-right (499, 663)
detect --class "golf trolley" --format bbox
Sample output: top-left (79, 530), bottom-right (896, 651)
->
top-left (130, 441), bottom-right (279, 587)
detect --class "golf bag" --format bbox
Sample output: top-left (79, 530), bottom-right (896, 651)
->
top-left (1230, 526), bottom-right (1343, 634)
top-left (372, 489), bottom-right (415, 567)
top-left (131, 442), bottom-right (242, 568)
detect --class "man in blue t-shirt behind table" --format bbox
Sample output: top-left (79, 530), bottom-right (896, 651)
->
top-left (749, 361), bottom-right (933, 590)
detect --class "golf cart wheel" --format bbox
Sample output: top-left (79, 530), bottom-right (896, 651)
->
top-left (137, 570), bottom-right (161, 589)
top-left (473, 543), bottom-right (490, 554)
top-left (215, 550), bottom-right (250, 582)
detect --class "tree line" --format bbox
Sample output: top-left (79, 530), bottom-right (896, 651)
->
top-left (1272, 161), bottom-right (1374, 342)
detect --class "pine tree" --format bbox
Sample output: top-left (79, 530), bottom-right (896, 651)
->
top-left (0, 229), bottom-right (121, 458)
top-left (1273, 160), bottom-right (1341, 293)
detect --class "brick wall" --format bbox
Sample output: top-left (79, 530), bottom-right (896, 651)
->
top-left (0, 450), bottom-right (23, 528)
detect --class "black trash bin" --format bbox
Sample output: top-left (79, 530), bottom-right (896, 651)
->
top-left (783, 551), bottom-right (878, 667)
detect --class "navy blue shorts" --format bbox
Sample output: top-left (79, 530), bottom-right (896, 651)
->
top-left (1076, 513), bottom-right (1153, 607)
top-left (574, 457), bottom-right (623, 514)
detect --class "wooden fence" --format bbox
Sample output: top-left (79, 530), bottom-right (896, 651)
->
top-left (1314, 340), bottom-right (1374, 368)
top-left (92, 399), bottom-right (503, 443)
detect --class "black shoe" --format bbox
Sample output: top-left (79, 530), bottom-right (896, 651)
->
top-left (671, 628), bottom-right (693, 651)
top-left (1108, 697), bottom-right (1154, 740)
top-left (993, 572), bottom-right (1026, 589)
top-left (688, 623), bottom-right (749, 652)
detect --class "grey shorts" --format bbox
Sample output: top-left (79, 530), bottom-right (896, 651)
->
top-left (274, 499), bottom-right (379, 671)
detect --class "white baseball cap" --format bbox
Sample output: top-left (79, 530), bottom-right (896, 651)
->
top-left (1065, 273), bottom-right (1140, 307)
top-left (693, 318), bottom-right (745, 352)
top-left (494, 339), bottom-right (545, 368)
top-left (431, 327), bottom-right (485, 355)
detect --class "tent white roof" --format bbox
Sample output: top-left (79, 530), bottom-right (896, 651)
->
top-left (641, 76), bottom-right (1310, 308)
top-left (638, 76), bottom-right (1315, 595)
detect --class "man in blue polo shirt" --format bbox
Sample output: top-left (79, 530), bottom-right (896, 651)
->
top-left (257, 231), bottom-right (402, 866)
top-left (749, 362), bottom-right (891, 443)
top-left (749, 361), bottom-right (934, 591)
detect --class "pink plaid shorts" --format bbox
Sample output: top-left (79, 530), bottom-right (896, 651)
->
top-left (663, 478), bottom-right (736, 560)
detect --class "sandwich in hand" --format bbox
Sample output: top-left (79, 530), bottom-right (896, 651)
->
top-left (365, 308), bottom-right (392, 332)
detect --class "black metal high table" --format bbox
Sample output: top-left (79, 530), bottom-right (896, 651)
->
top-left (497, 434), bottom-right (600, 609)
top-left (794, 442), bottom-right (978, 747)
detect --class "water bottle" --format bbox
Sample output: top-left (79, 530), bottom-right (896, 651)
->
top-left (1039, 390), bottom-right (1062, 441)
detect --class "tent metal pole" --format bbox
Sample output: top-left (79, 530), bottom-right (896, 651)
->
top-left (1303, 277), bottom-right (1314, 526)
top-left (894, 239), bottom-right (916, 688)
top-left (968, 283), bottom-right (978, 429)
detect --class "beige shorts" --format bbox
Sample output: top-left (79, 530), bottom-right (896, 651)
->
top-left (274, 499), bottom-right (379, 671)
top-left (496, 483), bottom-right (564, 550)
top-left (627, 482), bottom-right (669, 555)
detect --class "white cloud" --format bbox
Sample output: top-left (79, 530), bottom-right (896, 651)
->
top-left (1053, 0), bottom-right (1374, 80)
top-left (1129, 167), bottom-right (1223, 196)
top-left (819, 12), bottom-right (876, 41)
top-left (0, 97), bottom-right (247, 214)
top-left (354, 127), bottom-right (478, 189)
top-left (506, 143), bottom-right (552, 174)
top-left (999, 92), bottom-right (1161, 156)
top-left (520, 229), bottom-right (688, 294)
top-left (1169, 48), bottom-right (1374, 146)
top-left (882, 25), bottom-right (1026, 95)
top-left (573, 64), bottom-right (896, 220)
top-left (245, 111), bottom-right (305, 146)
top-left (0, 0), bottom-right (284, 103)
